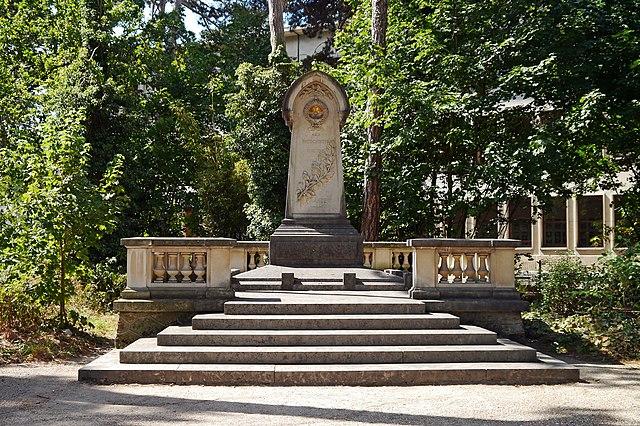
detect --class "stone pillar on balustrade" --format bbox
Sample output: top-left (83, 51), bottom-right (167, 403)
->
top-left (408, 238), bottom-right (528, 336)
top-left (114, 237), bottom-right (236, 347)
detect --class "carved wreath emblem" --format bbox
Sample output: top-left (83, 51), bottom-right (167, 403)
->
top-left (303, 99), bottom-right (328, 128)
top-left (296, 140), bottom-right (336, 203)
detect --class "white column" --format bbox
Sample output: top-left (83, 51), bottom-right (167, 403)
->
top-left (371, 247), bottom-right (393, 270)
top-left (230, 247), bottom-right (247, 272)
top-left (490, 247), bottom-right (516, 288)
top-left (498, 202), bottom-right (508, 239)
top-left (567, 197), bottom-right (578, 252)
top-left (465, 216), bottom-right (476, 238)
top-left (531, 197), bottom-right (543, 255)
top-left (603, 193), bottom-right (615, 251)
top-left (411, 247), bottom-right (439, 289)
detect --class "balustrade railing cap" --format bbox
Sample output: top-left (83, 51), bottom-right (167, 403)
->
top-left (121, 237), bottom-right (237, 247)
top-left (363, 241), bottom-right (410, 248)
top-left (407, 238), bottom-right (520, 248)
top-left (235, 241), bottom-right (269, 247)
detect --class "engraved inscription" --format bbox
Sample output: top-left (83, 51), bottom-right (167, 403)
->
top-left (310, 197), bottom-right (329, 209)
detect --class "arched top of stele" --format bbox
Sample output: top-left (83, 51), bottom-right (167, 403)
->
top-left (282, 70), bottom-right (350, 130)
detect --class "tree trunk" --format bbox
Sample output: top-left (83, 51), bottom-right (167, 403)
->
top-left (361, 151), bottom-right (382, 240)
top-left (267, 0), bottom-right (286, 55)
top-left (360, 0), bottom-right (387, 241)
top-left (59, 238), bottom-right (67, 325)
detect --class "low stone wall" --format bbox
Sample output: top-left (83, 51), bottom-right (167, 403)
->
top-left (114, 299), bottom-right (227, 347)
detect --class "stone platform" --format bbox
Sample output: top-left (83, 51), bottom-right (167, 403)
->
top-left (80, 291), bottom-right (579, 385)
top-left (233, 265), bottom-right (406, 290)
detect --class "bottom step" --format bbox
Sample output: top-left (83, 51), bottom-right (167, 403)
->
top-left (79, 350), bottom-right (579, 386)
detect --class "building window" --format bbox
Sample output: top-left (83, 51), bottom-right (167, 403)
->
top-left (578, 195), bottom-right (603, 247)
top-left (543, 198), bottom-right (567, 247)
top-left (475, 204), bottom-right (498, 238)
top-left (508, 198), bottom-right (532, 247)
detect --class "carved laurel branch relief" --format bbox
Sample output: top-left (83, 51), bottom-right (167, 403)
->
top-left (296, 140), bottom-right (337, 203)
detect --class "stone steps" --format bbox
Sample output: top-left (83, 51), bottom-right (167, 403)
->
top-left (120, 338), bottom-right (536, 364)
top-left (78, 290), bottom-right (580, 385)
top-left (79, 350), bottom-right (579, 385)
top-left (157, 325), bottom-right (498, 346)
top-left (224, 300), bottom-right (426, 315)
top-left (192, 313), bottom-right (460, 330)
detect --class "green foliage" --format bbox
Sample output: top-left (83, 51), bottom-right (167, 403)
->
top-left (79, 258), bottom-right (127, 312)
top-left (533, 247), bottom-right (640, 358)
top-left (194, 139), bottom-right (251, 239)
top-left (0, 0), bottom-right (125, 326)
top-left (0, 0), bottom-right (273, 329)
top-left (335, 0), bottom-right (640, 240)
top-left (539, 257), bottom-right (590, 316)
top-left (226, 49), bottom-right (301, 239)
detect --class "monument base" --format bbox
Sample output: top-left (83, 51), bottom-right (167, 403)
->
top-left (269, 218), bottom-right (363, 267)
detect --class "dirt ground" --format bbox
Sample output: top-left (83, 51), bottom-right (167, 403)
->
top-left (1, 354), bottom-right (639, 425)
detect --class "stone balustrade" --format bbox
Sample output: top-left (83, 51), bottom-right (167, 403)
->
top-left (117, 237), bottom-right (525, 342)
top-left (362, 242), bottom-right (412, 271)
top-left (121, 237), bottom-right (519, 301)
top-left (121, 237), bottom-right (237, 300)
top-left (231, 241), bottom-right (269, 272)
top-left (408, 238), bottom-right (520, 299)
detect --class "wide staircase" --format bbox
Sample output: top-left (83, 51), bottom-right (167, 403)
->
top-left (79, 290), bottom-right (579, 385)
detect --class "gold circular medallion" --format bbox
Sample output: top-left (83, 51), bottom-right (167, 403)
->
top-left (303, 99), bottom-right (328, 127)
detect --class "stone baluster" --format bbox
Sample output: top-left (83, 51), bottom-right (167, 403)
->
top-left (392, 252), bottom-right (401, 269)
top-left (464, 253), bottom-right (477, 283)
top-left (477, 253), bottom-right (489, 282)
top-left (438, 253), bottom-right (450, 283)
top-left (256, 251), bottom-right (266, 268)
top-left (166, 253), bottom-right (179, 283)
top-left (152, 252), bottom-right (165, 283)
top-left (401, 252), bottom-right (410, 271)
top-left (451, 254), bottom-right (463, 283)
top-left (193, 253), bottom-right (206, 283)
top-left (179, 253), bottom-right (192, 283)
top-left (248, 252), bottom-right (256, 270)
top-left (363, 251), bottom-right (372, 268)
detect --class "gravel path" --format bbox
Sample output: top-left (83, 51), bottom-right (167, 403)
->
top-left (1, 357), bottom-right (639, 425)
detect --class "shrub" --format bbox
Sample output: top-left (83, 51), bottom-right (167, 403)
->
top-left (79, 258), bottom-right (126, 312)
top-left (535, 245), bottom-right (640, 359)
top-left (0, 270), bottom-right (44, 332)
top-left (539, 256), bottom-right (590, 316)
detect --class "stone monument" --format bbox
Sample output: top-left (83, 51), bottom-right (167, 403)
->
top-left (269, 71), bottom-right (363, 267)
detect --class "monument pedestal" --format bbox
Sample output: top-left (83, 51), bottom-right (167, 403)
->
top-left (270, 218), bottom-right (363, 267)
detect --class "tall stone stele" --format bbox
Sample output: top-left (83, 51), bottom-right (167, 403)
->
top-left (269, 71), bottom-right (363, 267)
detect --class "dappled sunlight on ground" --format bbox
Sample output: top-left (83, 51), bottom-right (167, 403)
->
top-left (1, 359), bottom-right (638, 425)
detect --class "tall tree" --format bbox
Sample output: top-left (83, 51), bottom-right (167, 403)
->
top-left (267, 0), bottom-right (285, 54)
top-left (360, 0), bottom-right (387, 240)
